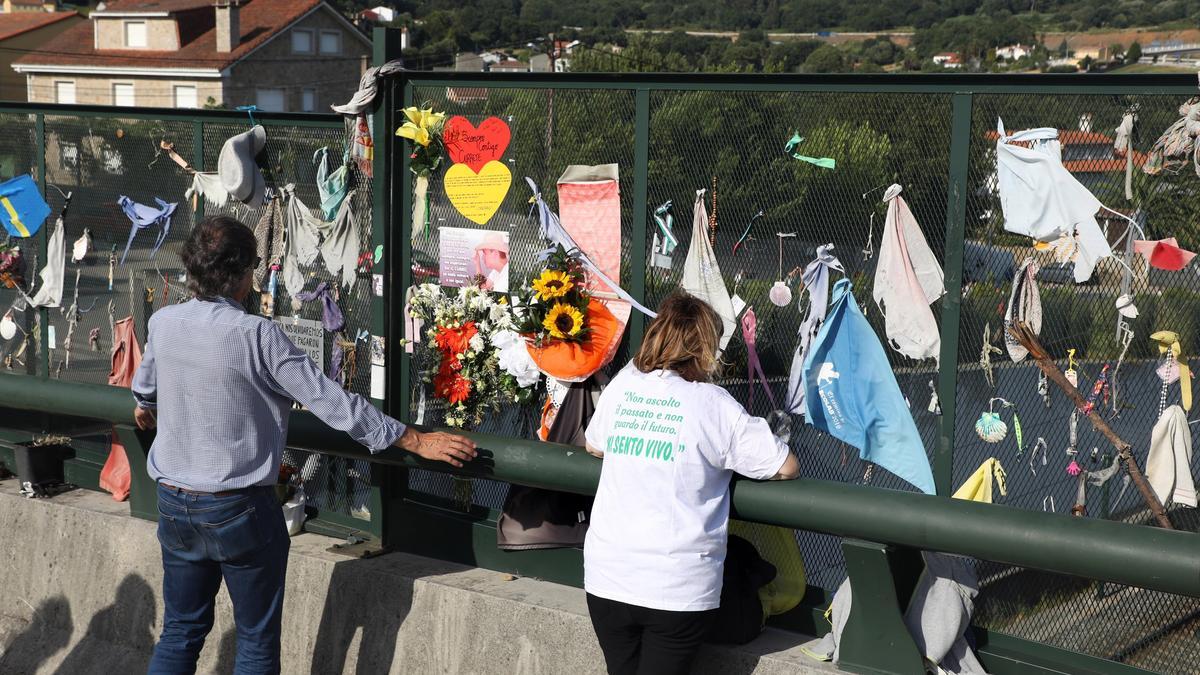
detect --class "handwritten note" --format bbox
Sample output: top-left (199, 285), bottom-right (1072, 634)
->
top-left (444, 160), bottom-right (511, 225)
top-left (444, 116), bottom-right (511, 172)
top-left (275, 317), bottom-right (324, 372)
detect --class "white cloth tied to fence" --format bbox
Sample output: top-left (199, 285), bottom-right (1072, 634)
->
top-left (25, 215), bottom-right (65, 308)
top-left (680, 188), bottom-right (735, 350)
top-left (1148, 405), bottom-right (1197, 508)
top-left (872, 184), bottom-right (943, 363)
top-left (785, 244), bottom-right (843, 415)
top-left (995, 119), bottom-right (1111, 283)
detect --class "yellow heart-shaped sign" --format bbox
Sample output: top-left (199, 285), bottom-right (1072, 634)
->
top-left (444, 160), bottom-right (511, 225)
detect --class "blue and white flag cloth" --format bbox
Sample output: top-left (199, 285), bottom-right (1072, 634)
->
top-left (0, 175), bottom-right (50, 238)
top-left (803, 277), bottom-right (935, 495)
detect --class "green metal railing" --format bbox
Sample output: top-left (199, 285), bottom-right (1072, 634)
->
top-left (3, 26), bottom-right (1200, 674)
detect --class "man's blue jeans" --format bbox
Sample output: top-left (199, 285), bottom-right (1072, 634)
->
top-left (148, 483), bottom-right (289, 675)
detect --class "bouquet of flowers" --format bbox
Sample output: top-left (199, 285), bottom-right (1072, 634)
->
top-left (405, 283), bottom-right (538, 428)
top-left (394, 106), bottom-right (447, 176)
top-left (514, 246), bottom-right (624, 383)
top-left (395, 105), bottom-right (447, 239)
top-left (515, 246), bottom-right (593, 346)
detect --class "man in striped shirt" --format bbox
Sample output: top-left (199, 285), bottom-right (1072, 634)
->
top-left (131, 216), bottom-right (474, 674)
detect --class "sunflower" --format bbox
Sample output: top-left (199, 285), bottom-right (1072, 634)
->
top-left (531, 269), bottom-right (574, 301)
top-left (543, 302), bottom-right (585, 339)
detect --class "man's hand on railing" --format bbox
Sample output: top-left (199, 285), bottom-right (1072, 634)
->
top-left (133, 406), bottom-right (156, 431)
top-left (395, 427), bottom-right (477, 468)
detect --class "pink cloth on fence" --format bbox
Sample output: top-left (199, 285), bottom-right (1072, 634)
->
top-left (557, 165), bottom-right (631, 328)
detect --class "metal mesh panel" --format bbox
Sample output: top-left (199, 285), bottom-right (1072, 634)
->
top-left (959, 94), bottom-right (1200, 672)
top-left (404, 85), bottom-right (636, 510)
top-left (0, 113), bottom-right (43, 375)
top-left (11, 112), bottom-right (376, 523)
top-left (646, 89), bottom-right (953, 589)
top-left (205, 119), bottom-right (377, 522)
top-left (40, 115), bottom-right (195, 385)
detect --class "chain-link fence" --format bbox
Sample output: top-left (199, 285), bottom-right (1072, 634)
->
top-left (0, 107), bottom-right (378, 525)
top-left (393, 76), bottom-right (1200, 673)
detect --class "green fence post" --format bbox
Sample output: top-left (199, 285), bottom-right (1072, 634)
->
top-left (935, 92), bottom-right (972, 498)
top-left (369, 26), bottom-right (404, 550)
top-left (838, 539), bottom-right (926, 675)
top-left (629, 87), bottom-right (650, 346)
top-left (35, 113), bottom-right (48, 379)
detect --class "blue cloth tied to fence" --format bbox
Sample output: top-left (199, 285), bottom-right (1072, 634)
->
top-left (118, 196), bottom-right (177, 264)
top-left (802, 277), bottom-right (935, 495)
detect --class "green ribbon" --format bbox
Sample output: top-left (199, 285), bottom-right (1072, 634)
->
top-left (785, 132), bottom-right (836, 170)
top-left (653, 200), bottom-right (677, 254)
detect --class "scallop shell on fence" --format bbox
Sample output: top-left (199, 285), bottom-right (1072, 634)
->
top-left (769, 281), bottom-right (793, 307)
top-left (975, 412), bottom-right (1008, 443)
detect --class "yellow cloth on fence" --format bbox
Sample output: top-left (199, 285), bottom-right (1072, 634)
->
top-left (953, 457), bottom-right (1007, 504)
top-left (729, 519), bottom-right (807, 619)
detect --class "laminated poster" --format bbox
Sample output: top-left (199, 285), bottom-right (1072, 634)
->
top-left (439, 227), bottom-right (510, 292)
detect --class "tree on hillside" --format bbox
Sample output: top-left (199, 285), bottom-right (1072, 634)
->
top-left (1126, 41), bottom-right (1142, 63)
top-left (804, 45), bottom-right (847, 73)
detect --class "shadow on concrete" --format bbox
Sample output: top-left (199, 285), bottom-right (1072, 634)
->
top-left (695, 627), bottom-right (816, 675)
top-left (54, 574), bottom-right (156, 675)
top-left (214, 627), bottom-right (238, 674)
top-left (0, 595), bottom-right (73, 674)
top-left (309, 559), bottom-right (417, 674)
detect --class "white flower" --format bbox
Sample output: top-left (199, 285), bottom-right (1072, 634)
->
top-left (489, 304), bottom-right (509, 323)
top-left (468, 334), bottom-right (485, 353)
top-left (491, 330), bottom-right (541, 388)
top-left (469, 293), bottom-right (493, 313)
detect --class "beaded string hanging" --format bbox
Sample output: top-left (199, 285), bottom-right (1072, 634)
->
top-left (708, 176), bottom-right (718, 247)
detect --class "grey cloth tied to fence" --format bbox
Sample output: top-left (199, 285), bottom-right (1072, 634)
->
top-left (803, 552), bottom-right (988, 674)
top-left (281, 185), bottom-right (361, 297)
top-left (785, 244), bottom-right (843, 415)
top-left (331, 60), bottom-right (404, 115)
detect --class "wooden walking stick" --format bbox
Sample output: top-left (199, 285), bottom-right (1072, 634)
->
top-left (1007, 322), bottom-right (1174, 530)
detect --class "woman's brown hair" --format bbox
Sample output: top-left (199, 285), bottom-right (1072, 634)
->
top-left (633, 292), bottom-right (723, 382)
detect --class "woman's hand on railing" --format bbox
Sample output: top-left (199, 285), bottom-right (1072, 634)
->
top-left (395, 427), bottom-right (477, 468)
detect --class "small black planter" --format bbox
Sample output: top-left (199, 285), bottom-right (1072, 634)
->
top-left (14, 442), bottom-right (74, 498)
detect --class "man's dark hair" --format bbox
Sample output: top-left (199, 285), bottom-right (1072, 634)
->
top-left (180, 216), bottom-right (256, 299)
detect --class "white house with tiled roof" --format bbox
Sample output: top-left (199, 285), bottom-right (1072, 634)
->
top-left (13, 0), bottom-right (370, 111)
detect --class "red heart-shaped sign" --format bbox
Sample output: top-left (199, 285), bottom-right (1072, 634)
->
top-left (443, 116), bottom-right (511, 173)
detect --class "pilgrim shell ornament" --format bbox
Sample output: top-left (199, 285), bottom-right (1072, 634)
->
top-left (0, 312), bottom-right (16, 341)
top-left (975, 397), bottom-right (1023, 451)
top-left (769, 232), bottom-right (797, 307)
top-left (769, 281), bottom-right (792, 307)
top-left (975, 411), bottom-right (1008, 443)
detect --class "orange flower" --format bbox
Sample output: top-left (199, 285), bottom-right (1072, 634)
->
top-left (446, 376), bottom-right (472, 404)
top-left (434, 321), bottom-right (478, 354)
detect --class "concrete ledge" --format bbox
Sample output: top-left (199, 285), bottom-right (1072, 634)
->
top-left (0, 480), bottom-right (834, 674)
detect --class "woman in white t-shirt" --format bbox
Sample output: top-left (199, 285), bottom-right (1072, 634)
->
top-left (583, 292), bottom-right (800, 675)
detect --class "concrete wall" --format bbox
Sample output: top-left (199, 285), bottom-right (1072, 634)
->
top-left (94, 17), bottom-right (180, 51)
top-left (224, 8), bottom-right (369, 112)
top-left (26, 73), bottom-right (221, 107)
top-left (0, 481), bottom-right (828, 674)
top-left (0, 15), bottom-right (84, 102)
